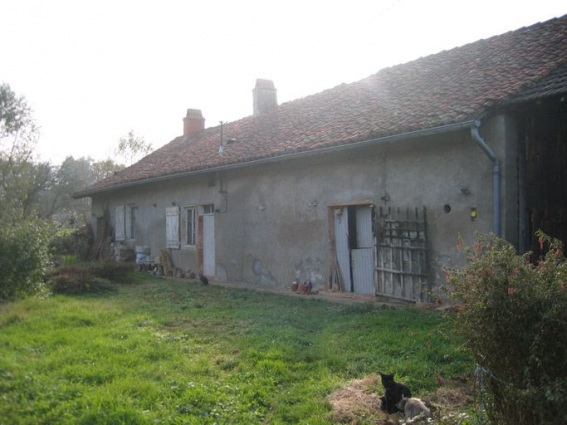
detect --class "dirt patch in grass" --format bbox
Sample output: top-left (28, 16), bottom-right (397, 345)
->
top-left (328, 374), bottom-right (393, 424)
top-left (328, 374), bottom-right (474, 424)
top-left (427, 375), bottom-right (475, 418)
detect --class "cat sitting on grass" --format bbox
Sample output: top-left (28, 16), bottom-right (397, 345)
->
top-left (379, 372), bottom-right (412, 414)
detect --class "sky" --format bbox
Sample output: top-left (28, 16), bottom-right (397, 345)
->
top-left (1, 0), bottom-right (566, 165)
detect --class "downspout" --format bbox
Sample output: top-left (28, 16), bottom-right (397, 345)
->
top-left (470, 120), bottom-right (501, 237)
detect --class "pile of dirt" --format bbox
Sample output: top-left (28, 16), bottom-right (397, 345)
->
top-left (427, 376), bottom-right (474, 416)
top-left (328, 374), bottom-right (395, 424)
top-left (328, 374), bottom-right (475, 425)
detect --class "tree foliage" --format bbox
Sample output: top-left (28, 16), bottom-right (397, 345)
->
top-left (0, 83), bottom-right (43, 222)
top-left (43, 156), bottom-right (123, 227)
top-left (1, 84), bottom-right (128, 226)
top-left (0, 219), bottom-right (51, 300)
top-left (115, 130), bottom-right (152, 166)
top-left (0, 84), bottom-right (134, 299)
top-left (0, 83), bottom-right (37, 151)
top-left (447, 233), bottom-right (567, 425)
top-left (0, 83), bottom-right (53, 299)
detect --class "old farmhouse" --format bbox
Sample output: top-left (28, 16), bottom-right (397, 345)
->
top-left (77, 15), bottom-right (567, 301)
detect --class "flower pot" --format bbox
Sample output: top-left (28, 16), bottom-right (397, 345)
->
top-left (291, 283), bottom-right (299, 291)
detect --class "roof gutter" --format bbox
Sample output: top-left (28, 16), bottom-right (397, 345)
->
top-left (76, 120), bottom-right (477, 198)
top-left (470, 120), bottom-right (501, 237)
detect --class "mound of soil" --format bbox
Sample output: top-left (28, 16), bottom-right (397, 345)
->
top-left (328, 374), bottom-right (475, 425)
top-left (328, 374), bottom-right (395, 424)
top-left (427, 376), bottom-right (474, 416)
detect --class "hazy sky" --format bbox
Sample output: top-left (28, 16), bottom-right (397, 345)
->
top-left (1, 0), bottom-right (565, 164)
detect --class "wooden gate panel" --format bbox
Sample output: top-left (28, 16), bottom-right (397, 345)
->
top-left (376, 207), bottom-right (429, 302)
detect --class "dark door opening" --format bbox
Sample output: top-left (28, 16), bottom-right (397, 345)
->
top-left (519, 97), bottom-right (567, 257)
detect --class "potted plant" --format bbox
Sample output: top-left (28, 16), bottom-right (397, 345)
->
top-left (291, 280), bottom-right (299, 291)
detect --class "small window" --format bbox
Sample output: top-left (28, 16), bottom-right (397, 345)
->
top-left (184, 207), bottom-right (196, 246)
top-left (203, 204), bottom-right (214, 214)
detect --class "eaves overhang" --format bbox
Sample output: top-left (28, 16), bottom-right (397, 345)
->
top-left (74, 120), bottom-right (477, 199)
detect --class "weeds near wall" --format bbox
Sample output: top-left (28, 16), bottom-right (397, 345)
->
top-left (446, 233), bottom-right (567, 425)
top-left (47, 261), bottom-right (134, 295)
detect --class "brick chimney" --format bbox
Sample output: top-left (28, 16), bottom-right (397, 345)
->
top-left (183, 109), bottom-right (205, 136)
top-left (253, 79), bottom-right (277, 116)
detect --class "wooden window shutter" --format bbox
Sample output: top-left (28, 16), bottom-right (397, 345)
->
top-left (166, 206), bottom-right (180, 249)
top-left (115, 205), bottom-right (126, 241)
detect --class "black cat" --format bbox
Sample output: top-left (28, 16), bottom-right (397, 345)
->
top-left (379, 372), bottom-right (412, 414)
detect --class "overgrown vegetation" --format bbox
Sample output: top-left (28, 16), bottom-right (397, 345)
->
top-left (0, 219), bottom-right (51, 301)
top-left (47, 261), bottom-right (134, 294)
top-left (447, 233), bottom-right (567, 425)
top-left (50, 225), bottom-right (94, 263)
top-left (0, 83), bottom-right (131, 302)
top-left (0, 278), bottom-right (473, 424)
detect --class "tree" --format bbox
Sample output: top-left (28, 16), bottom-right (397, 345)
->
top-left (0, 83), bottom-right (42, 222)
top-left (91, 157), bottom-right (124, 182)
top-left (40, 156), bottom-right (124, 227)
top-left (0, 83), bottom-right (51, 299)
top-left (0, 83), bottom-right (37, 152)
top-left (39, 156), bottom-right (91, 225)
top-left (115, 130), bottom-right (153, 166)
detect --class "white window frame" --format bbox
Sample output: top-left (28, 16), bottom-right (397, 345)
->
top-left (203, 204), bottom-right (214, 215)
top-left (115, 204), bottom-right (138, 241)
top-left (183, 206), bottom-right (197, 247)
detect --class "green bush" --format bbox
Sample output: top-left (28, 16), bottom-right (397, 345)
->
top-left (447, 233), bottom-right (567, 425)
top-left (50, 225), bottom-right (93, 261)
top-left (0, 219), bottom-right (51, 301)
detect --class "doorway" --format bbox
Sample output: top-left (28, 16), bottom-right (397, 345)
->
top-left (202, 205), bottom-right (216, 276)
top-left (333, 204), bottom-right (375, 295)
top-left (519, 98), bottom-right (567, 257)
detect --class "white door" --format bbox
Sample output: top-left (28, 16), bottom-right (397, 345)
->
top-left (352, 206), bottom-right (374, 294)
top-left (203, 213), bottom-right (215, 276)
top-left (352, 248), bottom-right (374, 295)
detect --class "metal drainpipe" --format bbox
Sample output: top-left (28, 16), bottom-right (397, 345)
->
top-left (470, 120), bottom-right (501, 237)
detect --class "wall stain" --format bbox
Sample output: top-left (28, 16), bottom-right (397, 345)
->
top-left (294, 258), bottom-right (324, 287)
top-left (251, 258), bottom-right (277, 286)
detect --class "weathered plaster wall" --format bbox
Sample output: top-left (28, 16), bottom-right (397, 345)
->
top-left (91, 116), bottom-right (517, 292)
top-left (91, 173), bottom-right (223, 274)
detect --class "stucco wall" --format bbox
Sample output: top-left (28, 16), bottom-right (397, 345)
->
top-left (91, 115), bottom-right (517, 293)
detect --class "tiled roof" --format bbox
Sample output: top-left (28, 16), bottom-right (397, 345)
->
top-left (81, 14), bottom-right (567, 196)
top-left (509, 61), bottom-right (567, 103)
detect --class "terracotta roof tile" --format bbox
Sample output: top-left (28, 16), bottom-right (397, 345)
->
top-left (82, 14), bottom-right (567, 195)
top-left (509, 61), bottom-right (567, 103)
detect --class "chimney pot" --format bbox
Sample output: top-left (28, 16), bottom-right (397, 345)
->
top-left (183, 109), bottom-right (205, 136)
top-left (253, 79), bottom-right (277, 116)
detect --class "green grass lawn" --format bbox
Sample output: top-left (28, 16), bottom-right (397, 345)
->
top-left (0, 276), bottom-right (472, 424)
